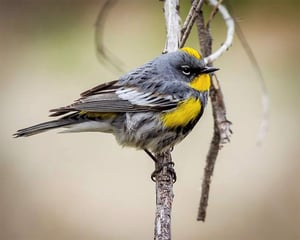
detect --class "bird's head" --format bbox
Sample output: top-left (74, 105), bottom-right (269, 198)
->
top-left (159, 47), bottom-right (218, 92)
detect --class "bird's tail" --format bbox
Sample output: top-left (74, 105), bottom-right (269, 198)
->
top-left (14, 117), bottom-right (80, 137)
top-left (14, 111), bottom-right (117, 137)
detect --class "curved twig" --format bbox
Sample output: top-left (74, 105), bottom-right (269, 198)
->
top-left (227, 6), bottom-right (269, 145)
top-left (203, 0), bottom-right (235, 64)
top-left (95, 0), bottom-right (125, 74)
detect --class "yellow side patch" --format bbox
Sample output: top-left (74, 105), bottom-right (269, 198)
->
top-left (189, 74), bottom-right (211, 92)
top-left (80, 111), bottom-right (117, 119)
top-left (162, 98), bottom-right (201, 128)
top-left (181, 47), bottom-right (202, 60)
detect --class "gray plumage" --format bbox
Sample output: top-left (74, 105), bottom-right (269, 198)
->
top-left (14, 48), bottom-right (218, 153)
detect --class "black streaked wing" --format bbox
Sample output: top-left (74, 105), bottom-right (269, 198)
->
top-left (50, 87), bottom-right (179, 115)
top-left (80, 80), bottom-right (119, 97)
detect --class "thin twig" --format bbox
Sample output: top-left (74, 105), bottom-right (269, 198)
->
top-left (226, 1), bottom-right (269, 144)
top-left (179, 0), bottom-right (204, 48)
top-left (95, 0), bottom-right (125, 74)
top-left (195, 9), bottom-right (212, 58)
top-left (197, 74), bottom-right (232, 221)
top-left (195, 3), bottom-right (232, 221)
top-left (206, 0), bottom-right (224, 28)
top-left (236, 27), bottom-right (269, 145)
top-left (203, 0), bottom-right (235, 65)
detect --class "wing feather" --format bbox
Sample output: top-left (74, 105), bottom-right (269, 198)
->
top-left (80, 80), bottom-right (119, 97)
top-left (50, 79), bottom-right (183, 117)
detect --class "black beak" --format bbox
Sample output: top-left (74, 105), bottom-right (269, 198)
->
top-left (201, 66), bottom-right (219, 74)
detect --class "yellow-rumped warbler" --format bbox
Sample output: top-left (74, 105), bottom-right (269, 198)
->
top-left (14, 47), bottom-right (218, 158)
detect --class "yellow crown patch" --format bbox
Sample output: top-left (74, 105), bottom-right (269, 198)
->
top-left (181, 47), bottom-right (202, 60)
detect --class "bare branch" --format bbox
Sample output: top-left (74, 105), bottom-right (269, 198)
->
top-left (195, 9), bottom-right (212, 58)
top-left (163, 0), bottom-right (181, 53)
top-left (154, 151), bottom-right (174, 240)
top-left (154, 1), bottom-right (181, 239)
top-left (206, 0), bottom-right (224, 28)
top-left (258, 94), bottom-right (269, 145)
top-left (228, 9), bottom-right (269, 144)
top-left (179, 0), bottom-right (204, 48)
top-left (95, 0), bottom-right (125, 74)
top-left (195, 5), bottom-right (232, 222)
top-left (197, 73), bottom-right (232, 222)
top-left (204, 0), bottom-right (235, 64)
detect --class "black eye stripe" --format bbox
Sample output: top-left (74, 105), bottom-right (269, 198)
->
top-left (180, 65), bottom-right (202, 77)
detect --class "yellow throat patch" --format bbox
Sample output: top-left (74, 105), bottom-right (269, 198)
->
top-left (162, 97), bottom-right (201, 128)
top-left (189, 74), bottom-right (211, 92)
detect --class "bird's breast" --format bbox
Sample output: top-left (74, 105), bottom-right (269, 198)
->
top-left (161, 97), bottom-right (202, 128)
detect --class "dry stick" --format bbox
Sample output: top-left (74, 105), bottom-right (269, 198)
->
top-left (179, 0), bottom-right (233, 222)
top-left (94, 0), bottom-right (125, 74)
top-left (195, 3), bottom-right (232, 221)
top-left (195, 8), bottom-right (215, 222)
top-left (163, 0), bottom-right (181, 53)
top-left (203, 0), bottom-right (233, 146)
top-left (206, 0), bottom-right (224, 28)
top-left (204, 0), bottom-right (235, 65)
top-left (196, 10), bottom-right (212, 58)
top-left (180, 0), bottom-right (204, 48)
top-left (154, 1), bottom-right (181, 239)
top-left (154, 150), bottom-right (174, 240)
top-left (198, 74), bottom-right (231, 221)
top-left (229, 9), bottom-right (269, 145)
top-left (223, 0), bottom-right (269, 145)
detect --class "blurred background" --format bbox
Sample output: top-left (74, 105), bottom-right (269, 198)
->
top-left (1, 0), bottom-right (299, 239)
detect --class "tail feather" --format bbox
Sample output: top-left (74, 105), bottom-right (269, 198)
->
top-left (14, 119), bottom-right (79, 137)
top-left (14, 111), bottom-right (117, 138)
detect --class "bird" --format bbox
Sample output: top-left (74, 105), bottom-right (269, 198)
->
top-left (14, 47), bottom-right (218, 165)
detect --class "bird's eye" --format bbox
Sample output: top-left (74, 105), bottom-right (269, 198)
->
top-left (180, 65), bottom-right (191, 76)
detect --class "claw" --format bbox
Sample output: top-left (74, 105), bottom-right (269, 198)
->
top-left (151, 161), bottom-right (176, 183)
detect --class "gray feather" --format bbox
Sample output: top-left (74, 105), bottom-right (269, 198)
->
top-left (14, 117), bottom-right (82, 137)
